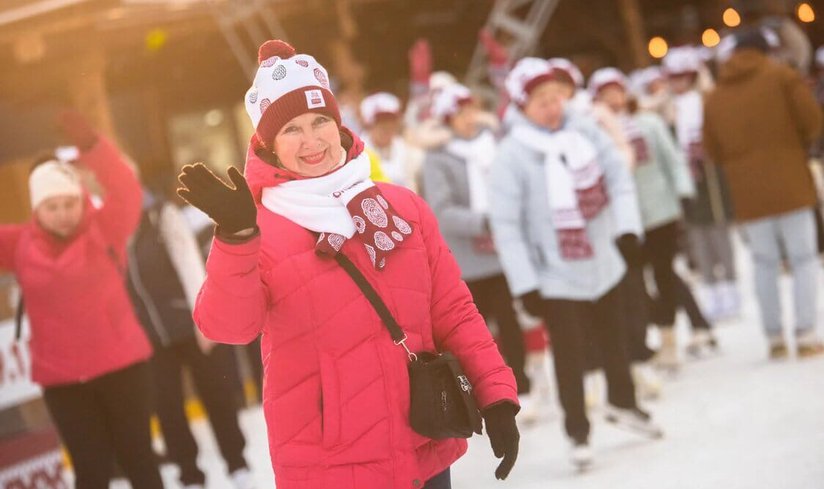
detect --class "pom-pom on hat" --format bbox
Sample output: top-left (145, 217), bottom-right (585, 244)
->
top-left (244, 40), bottom-right (341, 149)
top-left (29, 160), bottom-right (83, 210)
top-left (505, 57), bottom-right (556, 106)
top-left (588, 67), bottom-right (628, 98)
top-left (546, 58), bottom-right (585, 88)
top-left (431, 83), bottom-right (474, 122)
top-left (360, 92), bottom-right (402, 127)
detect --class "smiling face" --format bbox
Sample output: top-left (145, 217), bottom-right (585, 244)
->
top-left (35, 195), bottom-right (84, 238)
top-left (272, 112), bottom-right (344, 177)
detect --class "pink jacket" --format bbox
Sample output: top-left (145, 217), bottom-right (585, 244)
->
top-left (194, 138), bottom-right (518, 489)
top-left (0, 137), bottom-right (151, 387)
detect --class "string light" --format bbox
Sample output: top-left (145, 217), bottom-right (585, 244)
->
top-left (797, 3), bottom-right (815, 23)
top-left (702, 28), bottom-right (721, 48)
top-left (648, 37), bottom-right (669, 59)
top-left (723, 8), bottom-right (741, 27)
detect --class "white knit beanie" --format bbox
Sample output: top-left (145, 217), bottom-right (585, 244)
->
top-left (588, 67), bottom-right (628, 97)
top-left (662, 46), bottom-right (703, 75)
top-left (244, 40), bottom-right (341, 149)
top-left (29, 160), bottom-right (83, 210)
top-left (505, 57), bottom-right (555, 106)
top-left (546, 58), bottom-right (585, 88)
top-left (360, 92), bottom-right (402, 126)
top-left (431, 83), bottom-right (473, 122)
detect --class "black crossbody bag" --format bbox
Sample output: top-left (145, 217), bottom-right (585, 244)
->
top-left (334, 252), bottom-right (483, 439)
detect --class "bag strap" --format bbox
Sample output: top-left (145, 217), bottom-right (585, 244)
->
top-left (333, 252), bottom-right (417, 361)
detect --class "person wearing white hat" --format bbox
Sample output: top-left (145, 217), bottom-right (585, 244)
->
top-left (629, 66), bottom-right (677, 125)
top-left (591, 67), bottom-right (717, 383)
top-left (490, 57), bottom-right (662, 469)
top-left (422, 83), bottom-right (530, 396)
top-left (0, 111), bottom-right (162, 488)
top-left (360, 92), bottom-right (423, 192)
top-left (664, 47), bottom-right (740, 331)
top-left (176, 39), bottom-right (521, 489)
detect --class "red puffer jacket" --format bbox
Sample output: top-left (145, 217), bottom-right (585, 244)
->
top-left (0, 137), bottom-right (151, 387)
top-left (194, 137), bottom-right (518, 489)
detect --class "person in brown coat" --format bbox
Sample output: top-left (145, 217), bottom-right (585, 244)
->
top-left (704, 28), bottom-right (824, 359)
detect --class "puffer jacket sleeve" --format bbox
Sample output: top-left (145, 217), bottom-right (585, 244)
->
top-left (649, 115), bottom-right (695, 199)
top-left (422, 151), bottom-right (486, 238)
top-left (0, 225), bottom-right (23, 272)
top-left (488, 142), bottom-right (540, 297)
top-left (193, 235), bottom-right (266, 344)
top-left (79, 137), bottom-right (142, 252)
top-left (582, 120), bottom-right (644, 238)
top-left (416, 196), bottom-right (518, 409)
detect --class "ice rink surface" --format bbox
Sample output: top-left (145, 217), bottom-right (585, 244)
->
top-left (118, 243), bottom-right (824, 489)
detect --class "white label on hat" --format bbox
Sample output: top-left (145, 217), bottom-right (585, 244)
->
top-left (305, 89), bottom-right (326, 109)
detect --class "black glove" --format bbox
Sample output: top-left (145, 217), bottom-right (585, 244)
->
top-left (615, 233), bottom-right (644, 269)
top-left (177, 163), bottom-right (257, 236)
top-left (519, 290), bottom-right (544, 318)
top-left (56, 110), bottom-right (98, 151)
top-left (483, 402), bottom-right (520, 480)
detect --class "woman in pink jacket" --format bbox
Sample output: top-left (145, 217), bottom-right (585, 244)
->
top-left (0, 112), bottom-right (162, 488)
top-left (176, 40), bottom-right (520, 489)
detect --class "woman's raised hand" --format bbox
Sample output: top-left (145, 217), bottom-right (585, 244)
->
top-left (177, 163), bottom-right (257, 236)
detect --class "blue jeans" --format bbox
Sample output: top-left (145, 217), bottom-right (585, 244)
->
top-left (424, 468), bottom-right (451, 489)
top-left (741, 208), bottom-right (819, 337)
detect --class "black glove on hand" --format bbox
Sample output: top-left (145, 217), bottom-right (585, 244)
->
top-left (615, 233), bottom-right (645, 269)
top-left (519, 290), bottom-right (544, 318)
top-left (483, 402), bottom-right (520, 480)
top-left (56, 110), bottom-right (98, 151)
top-left (177, 163), bottom-right (257, 236)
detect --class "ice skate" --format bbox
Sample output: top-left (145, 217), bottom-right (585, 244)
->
top-left (570, 440), bottom-right (593, 471)
top-left (604, 405), bottom-right (664, 439)
top-left (768, 336), bottom-right (789, 360)
top-left (796, 330), bottom-right (824, 359)
top-left (653, 328), bottom-right (679, 373)
top-left (632, 363), bottom-right (662, 400)
top-left (231, 468), bottom-right (255, 489)
top-left (686, 330), bottom-right (719, 358)
top-left (519, 347), bottom-right (555, 424)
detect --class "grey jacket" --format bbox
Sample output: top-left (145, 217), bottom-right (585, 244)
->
top-left (423, 134), bottom-right (503, 281)
top-left (631, 112), bottom-right (696, 230)
top-left (489, 109), bottom-right (643, 301)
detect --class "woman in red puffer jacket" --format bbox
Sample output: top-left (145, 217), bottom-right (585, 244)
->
top-left (176, 40), bottom-right (520, 489)
top-left (0, 112), bottom-right (162, 489)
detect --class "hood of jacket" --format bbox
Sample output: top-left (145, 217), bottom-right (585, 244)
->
top-left (718, 49), bottom-right (768, 84)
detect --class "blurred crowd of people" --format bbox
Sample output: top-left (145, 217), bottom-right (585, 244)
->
top-left (2, 3), bottom-right (824, 487)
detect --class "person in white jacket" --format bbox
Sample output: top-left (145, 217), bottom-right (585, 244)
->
top-left (489, 57), bottom-right (663, 469)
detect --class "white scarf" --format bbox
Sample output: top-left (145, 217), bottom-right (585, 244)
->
top-left (444, 130), bottom-right (496, 214)
top-left (260, 150), bottom-right (374, 237)
top-left (510, 124), bottom-right (602, 230)
top-left (673, 90), bottom-right (703, 149)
